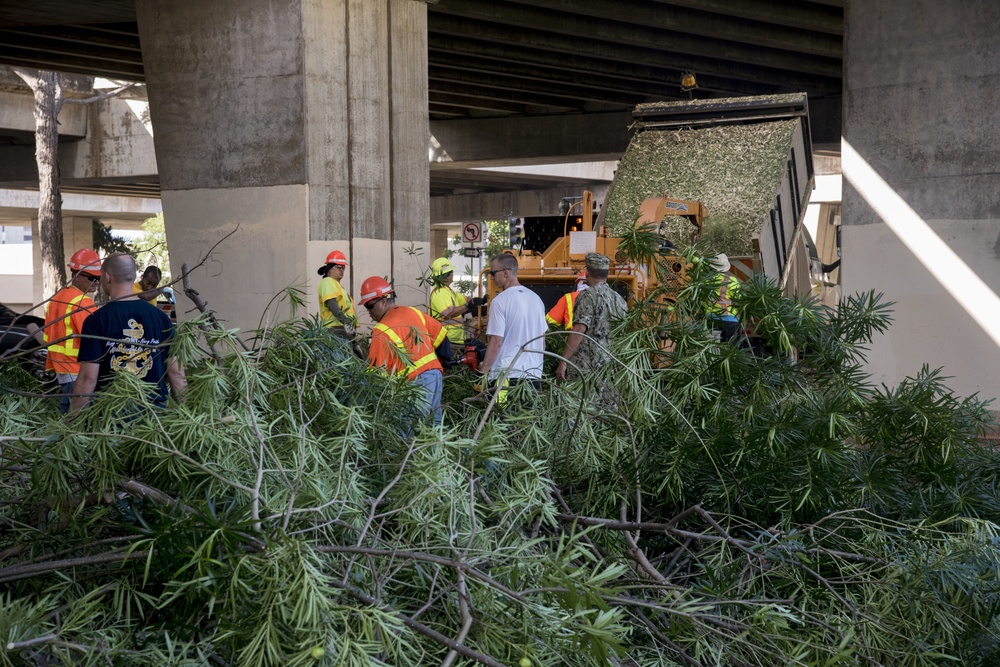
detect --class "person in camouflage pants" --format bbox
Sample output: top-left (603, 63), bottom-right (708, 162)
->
top-left (556, 253), bottom-right (628, 409)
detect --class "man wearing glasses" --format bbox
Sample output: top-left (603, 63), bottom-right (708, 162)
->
top-left (479, 253), bottom-right (546, 394)
top-left (42, 248), bottom-right (102, 413)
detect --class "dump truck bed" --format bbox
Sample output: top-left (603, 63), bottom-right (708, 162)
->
top-left (598, 93), bottom-right (814, 283)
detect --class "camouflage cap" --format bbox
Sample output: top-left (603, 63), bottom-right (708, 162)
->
top-left (584, 252), bottom-right (611, 270)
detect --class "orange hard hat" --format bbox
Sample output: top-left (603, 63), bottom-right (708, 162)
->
top-left (358, 276), bottom-right (393, 306)
top-left (68, 248), bottom-right (102, 276)
top-left (325, 250), bottom-right (348, 266)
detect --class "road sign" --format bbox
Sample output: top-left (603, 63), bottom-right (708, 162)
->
top-left (461, 221), bottom-right (487, 248)
top-left (462, 222), bottom-right (482, 243)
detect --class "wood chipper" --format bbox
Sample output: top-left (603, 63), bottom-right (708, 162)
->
top-left (481, 190), bottom-right (708, 314)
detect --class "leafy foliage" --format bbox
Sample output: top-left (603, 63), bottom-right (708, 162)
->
top-left (1, 266), bottom-right (999, 666)
top-left (92, 219), bottom-right (133, 255)
top-left (133, 213), bottom-right (172, 284)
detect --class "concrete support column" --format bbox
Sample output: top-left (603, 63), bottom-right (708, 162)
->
top-left (431, 228), bottom-right (451, 261)
top-left (842, 0), bottom-right (1000, 401)
top-left (136, 0), bottom-right (429, 333)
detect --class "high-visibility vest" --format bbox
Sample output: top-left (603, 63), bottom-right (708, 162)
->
top-left (43, 286), bottom-right (96, 374)
top-left (317, 276), bottom-right (358, 328)
top-left (709, 272), bottom-right (741, 318)
top-left (369, 306), bottom-right (446, 380)
top-left (546, 290), bottom-right (580, 329)
top-left (429, 286), bottom-right (467, 346)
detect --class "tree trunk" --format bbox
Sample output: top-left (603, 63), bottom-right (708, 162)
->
top-left (13, 68), bottom-right (66, 297)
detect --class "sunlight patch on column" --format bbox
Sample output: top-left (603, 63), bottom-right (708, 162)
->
top-left (842, 138), bottom-right (1000, 350)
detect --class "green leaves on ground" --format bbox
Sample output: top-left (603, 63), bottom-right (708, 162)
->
top-left (1, 273), bottom-right (999, 666)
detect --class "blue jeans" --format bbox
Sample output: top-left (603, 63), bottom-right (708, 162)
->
top-left (59, 379), bottom-right (75, 414)
top-left (411, 369), bottom-right (443, 425)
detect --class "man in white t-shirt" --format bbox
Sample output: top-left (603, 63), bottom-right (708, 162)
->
top-left (480, 253), bottom-right (547, 389)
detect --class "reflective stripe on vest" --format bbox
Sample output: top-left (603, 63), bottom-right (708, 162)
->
top-left (717, 273), bottom-right (733, 314)
top-left (44, 293), bottom-right (87, 357)
top-left (547, 292), bottom-right (577, 329)
top-left (373, 310), bottom-right (439, 380)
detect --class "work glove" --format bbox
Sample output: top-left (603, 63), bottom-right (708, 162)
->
top-left (471, 370), bottom-right (487, 394)
top-left (468, 295), bottom-right (488, 317)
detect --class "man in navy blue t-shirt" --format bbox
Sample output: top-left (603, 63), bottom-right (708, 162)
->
top-left (73, 253), bottom-right (186, 411)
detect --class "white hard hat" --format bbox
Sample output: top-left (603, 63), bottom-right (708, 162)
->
top-left (709, 253), bottom-right (730, 272)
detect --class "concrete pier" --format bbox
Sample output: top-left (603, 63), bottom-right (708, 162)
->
top-left (842, 0), bottom-right (1000, 401)
top-left (135, 0), bottom-right (430, 333)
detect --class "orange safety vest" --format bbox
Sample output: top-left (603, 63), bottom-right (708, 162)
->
top-left (546, 290), bottom-right (580, 329)
top-left (43, 286), bottom-right (96, 375)
top-left (369, 306), bottom-right (446, 380)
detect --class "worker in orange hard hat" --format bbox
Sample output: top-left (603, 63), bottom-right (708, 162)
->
top-left (546, 271), bottom-right (588, 329)
top-left (360, 276), bottom-right (451, 425)
top-left (316, 249), bottom-right (357, 340)
top-left (42, 248), bottom-right (102, 413)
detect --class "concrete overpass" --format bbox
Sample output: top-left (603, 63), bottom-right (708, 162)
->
top-left (0, 0), bottom-right (998, 404)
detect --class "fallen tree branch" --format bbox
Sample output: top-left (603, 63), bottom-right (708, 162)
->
top-left (554, 512), bottom-right (882, 564)
top-left (0, 550), bottom-right (150, 584)
top-left (328, 578), bottom-right (507, 667)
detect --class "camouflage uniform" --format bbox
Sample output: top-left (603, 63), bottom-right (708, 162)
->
top-left (567, 281), bottom-right (627, 379)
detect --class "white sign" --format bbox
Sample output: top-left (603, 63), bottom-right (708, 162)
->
top-left (461, 221), bottom-right (487, 248)
top-left (569, 231), bottom-right (597, 255)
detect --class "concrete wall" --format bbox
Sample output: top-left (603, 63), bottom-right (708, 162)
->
top-left (0, 93), bottom-right (157, 184)
top-left (60, 96), bottom-right (157, 181)
top-left (842, 0), bottom-right (1000, 401)
top-left (136, 0), bottom-right (430, 334)
top-left (430, 112), bottom-right (631, 166)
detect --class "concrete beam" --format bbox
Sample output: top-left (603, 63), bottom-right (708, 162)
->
top-left (501, 0), bottom-right (842, 59)
top-left (0, 188), bottom-right (160, 221)
top-left (430, 184), bottom-right (609, 224)
top-left (429, 48), bottom-right (771, 99)
top-left (0, 89), bottom-right (87, 137)
top-left (430, 95), bottom-right (530, 115)
top-left (647, 0), bottom-right (843, 35)
top-left (430, 1), bottom-right (841, 79)
top-left (431, 111), bottom-right (631, 165)
top-left (429, 78), bottom-right (576, 110)
top-left (0, 94), bottom-right (156, 186)
top-left (429, 65), bottom-right (645, 107)
top-left (429, 15), bottom-right (838, 94)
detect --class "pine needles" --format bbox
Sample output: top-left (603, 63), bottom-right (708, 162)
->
top-left (1, 278), bottom-right (1000, 666)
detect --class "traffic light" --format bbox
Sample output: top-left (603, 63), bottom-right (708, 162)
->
top-left (508, 217), bottom-right (524, 247)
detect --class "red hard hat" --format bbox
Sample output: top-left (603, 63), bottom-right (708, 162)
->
top-left (325, 250), bottom-right (348, 266)
top-left (358, 276), bottom-right (393, 306)
top-left (68, 248), bottom-right (102, 276)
